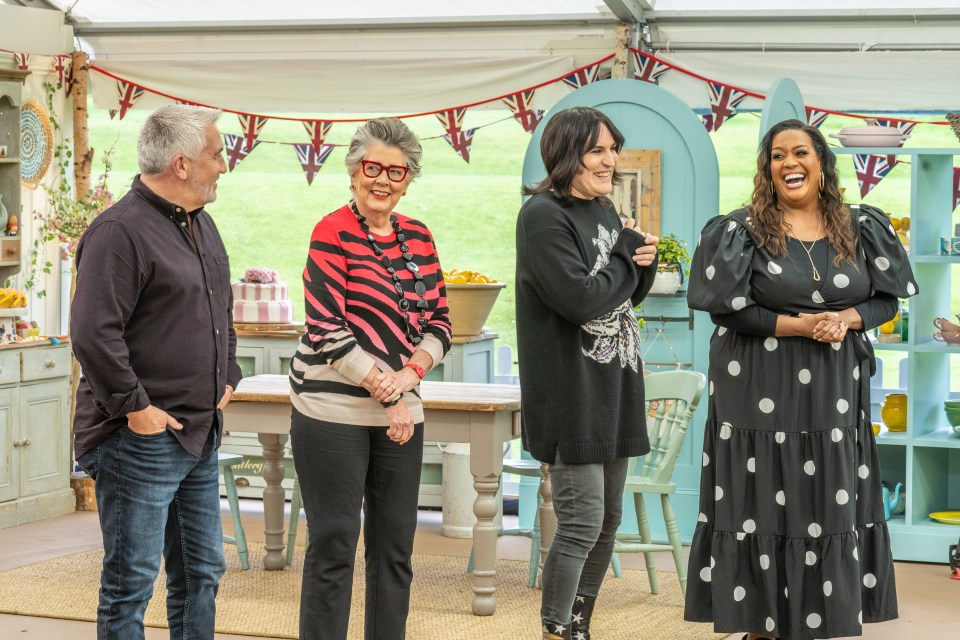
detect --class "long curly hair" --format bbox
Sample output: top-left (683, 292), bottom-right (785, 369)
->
top-left (747, 119), bottom-right (856, 266)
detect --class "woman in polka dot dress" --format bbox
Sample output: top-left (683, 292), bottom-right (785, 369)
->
top-left (683, 119), bottom-right (915, 640)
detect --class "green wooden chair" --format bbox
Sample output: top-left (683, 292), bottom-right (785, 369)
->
top-left (218, 452), bottom-right (250, 570)
top-left (610, 369), bottom-right (706, 596)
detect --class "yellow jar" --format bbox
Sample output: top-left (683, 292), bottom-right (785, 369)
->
top-left (881, 393), bottom-right (907, 432)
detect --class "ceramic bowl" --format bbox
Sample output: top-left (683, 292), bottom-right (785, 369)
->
top-left (945, 407), bottom-right (960, 427)
top-left (952, 425), bottom-right (960, 437)
top-left (829, 126), bottom-right (909, 148)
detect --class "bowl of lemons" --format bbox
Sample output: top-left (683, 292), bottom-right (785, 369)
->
top-left (442, 269), bottom-right (506, 336)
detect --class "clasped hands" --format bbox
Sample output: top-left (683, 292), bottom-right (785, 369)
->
top-left (623, 218), bottom-right (659, 267)
top-left (371, 368), bottom-right (418, 445)
top-left (799, 312), bottom-right (847, 343)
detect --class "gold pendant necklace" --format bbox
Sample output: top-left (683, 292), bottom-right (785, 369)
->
top-left (793, 216), bottom-right (824, 282)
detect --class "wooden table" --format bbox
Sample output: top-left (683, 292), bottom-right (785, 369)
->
top-left (224, 374), bottom-right (541, 616)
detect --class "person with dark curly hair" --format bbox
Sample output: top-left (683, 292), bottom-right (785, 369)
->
top-left (684, 119), bottom-right (915, 640)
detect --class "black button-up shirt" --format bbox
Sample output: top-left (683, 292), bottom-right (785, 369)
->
top-left (72, 176), bottom-right (242, 458)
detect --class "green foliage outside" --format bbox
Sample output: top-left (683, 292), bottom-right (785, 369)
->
top-left (84, 105), bottom-right (959, 367)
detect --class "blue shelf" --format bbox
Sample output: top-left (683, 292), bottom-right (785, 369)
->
top-left (913, 430), bottom-right (960, 448)
top-left (833, 147), bottom-right (960, 156)
top-left (913, 341), bottom-right (960, 353)
top-left (912, 254), bottom-right (960, 264)
top-left (875, 431), bottom-right (908, 444)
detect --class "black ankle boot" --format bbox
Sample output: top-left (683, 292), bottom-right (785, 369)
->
top-left (570, 595), bottom-right (596, 640)
top-left (542, 619), bottom-right (571, 640)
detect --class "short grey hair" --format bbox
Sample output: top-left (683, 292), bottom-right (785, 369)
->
top-left (344, 118), bottom-right (422, 181)
top-left (137, 105), bottom-right (222, 175)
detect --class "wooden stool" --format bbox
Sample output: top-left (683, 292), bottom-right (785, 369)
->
top-left (218, 453), bottom-right (250, 570)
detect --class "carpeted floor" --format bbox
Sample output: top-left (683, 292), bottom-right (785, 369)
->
top-left (0, 543), bottom-right (724, 639)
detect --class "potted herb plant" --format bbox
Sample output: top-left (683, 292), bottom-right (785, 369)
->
top-left (650, 233), bottom-right (691, 294)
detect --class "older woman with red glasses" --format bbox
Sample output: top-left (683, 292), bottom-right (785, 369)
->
top-left (289, 117), bottom-right (452, 640)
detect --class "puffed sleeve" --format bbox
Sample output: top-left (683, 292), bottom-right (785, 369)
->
top-left (857, 204), bottom-right (919, 299)
top-left (687, 211), bottom-right (758, 315)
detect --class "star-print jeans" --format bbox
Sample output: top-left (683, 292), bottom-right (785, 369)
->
top-left (540, 455), bottom-right (629, 625)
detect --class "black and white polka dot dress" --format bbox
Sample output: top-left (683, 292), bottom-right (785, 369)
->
top-left (683, 206), bottom-right (915, 640)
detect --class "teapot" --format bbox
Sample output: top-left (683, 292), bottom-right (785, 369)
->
top-left (882, 482), bottom-right (903, 521)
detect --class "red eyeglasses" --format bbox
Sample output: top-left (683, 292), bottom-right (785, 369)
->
top-left (360, 160), bottom-right (409, 182)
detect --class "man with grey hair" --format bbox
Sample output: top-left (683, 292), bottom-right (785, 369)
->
top-left (71, 104), bottom-right (241, 639)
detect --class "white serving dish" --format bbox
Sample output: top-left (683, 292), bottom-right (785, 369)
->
top-left (829, 126), bottom-right (908, 148)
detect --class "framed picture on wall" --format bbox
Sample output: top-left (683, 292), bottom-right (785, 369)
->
top-left (611, 149), bottom-right (661, 237)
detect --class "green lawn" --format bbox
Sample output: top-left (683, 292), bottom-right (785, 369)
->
top-left (85, 105), bottom-right (959, 365)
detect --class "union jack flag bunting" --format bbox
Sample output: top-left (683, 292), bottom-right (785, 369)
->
top-left (175, 99), bottom-right (201, 106)
top-left (223, 133), bottom-right (261, 172)
top-left (109, 110), bottom-right (118, 120)
top-left (115, 80), bottom-right (146, 120)
top-left (562, 62), bottom-right (603, 90)
top-left (502, 90), bottom-right (543, 134)
top-left (853, 154), bottom-right (894, 198)
top-left (303, 120), bottom-right (333, 154)
top-left (705, 82), bottom-right (748, 132)
top-left (293, 143), bottom-right (334, 186)
top-left (52, 55), bottom-right (67, 86)
top-left (14, 53), bottom-right (28, 71)
top-left (633, 50), bottom-right (670, 84)
top-left (238, 114), bottom-right (269, 152)
top-left (806, 108), bottom-right (830, 129)
top-left (443, 128), bottom-right (477, 163)
top-left (868, 118), bottom-right (916, 167)
top-left (435, 109), bottom-right (473, 162)
top-left (953, 167), bottom-right (960, 212)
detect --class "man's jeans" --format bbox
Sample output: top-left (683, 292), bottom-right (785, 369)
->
top-left (78, 427), bottom-right (225, 640)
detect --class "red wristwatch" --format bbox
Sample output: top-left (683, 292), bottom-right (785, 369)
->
top-left (403, 363), bottom-right (426, 379)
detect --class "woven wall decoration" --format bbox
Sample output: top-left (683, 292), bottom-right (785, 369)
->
top-left (20, 98), bottom-right (53, 189)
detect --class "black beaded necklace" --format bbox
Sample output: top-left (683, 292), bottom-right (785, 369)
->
top-left (351, 202), bottom-right (427, 346)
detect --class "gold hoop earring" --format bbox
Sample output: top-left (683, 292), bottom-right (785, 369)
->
top-left (819, 172), bottom-right (825, 193)
top-left (770, 183), bottom-right (776, 198)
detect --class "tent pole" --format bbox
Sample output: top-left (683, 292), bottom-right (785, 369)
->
top-left (70, 50), bottom-right (91, 204)
top-left (613, 23), bottom-right (630, 79)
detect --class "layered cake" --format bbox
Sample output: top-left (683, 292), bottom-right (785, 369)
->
top-left (232, 267), bottom-right (294, 324)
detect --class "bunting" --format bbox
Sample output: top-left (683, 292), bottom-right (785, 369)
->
top-left (303, 120), bottom-right (333, 154)
top-left (705, 82), bottom-right (749, 132)
top-left (238, 114), bottom-right (269, 152)
top-left (562, 62), bottom-right (603, 90)
top-left (175, 99), bottom-right (201, 106)
top-left (115, 80), bottom-right (146, 120)
top-left (633, 50), bottom-right (670, 84)
top-left (954, 167), bottom-right (960, 212)
top-left (293, 143), bottom-right (334, 186)
top-left (64, 61), bottom-right (74, 97)
top-left (224, 134), bottom-right (260, 171)
top-left (13, 53), bottom-right (28, 71)
top-left (435, 108), bottom-right (474, 163)
top-left (502, 90), bottom-right (543, 134)
top-left (853, 154), bottom-right (895, 198)
top-left (806, 108), bottom-right (829, 129)
top-left (869, 118), bottom-right (917, 167)
top-left (52, 55), bottom-right (68, 86)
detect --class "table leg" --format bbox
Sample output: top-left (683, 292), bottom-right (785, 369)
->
top-left (258, 433), bottom-right (288, 570)
top-left (538, 462), bottom-right (556, 585)
top-left (469, 438), bottom-right (503, 616)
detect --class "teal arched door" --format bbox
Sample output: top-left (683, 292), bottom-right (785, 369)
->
top-left (521, 79), bottom-right (719, 542)
top-left (759, 77), bottom-right (806, 141)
